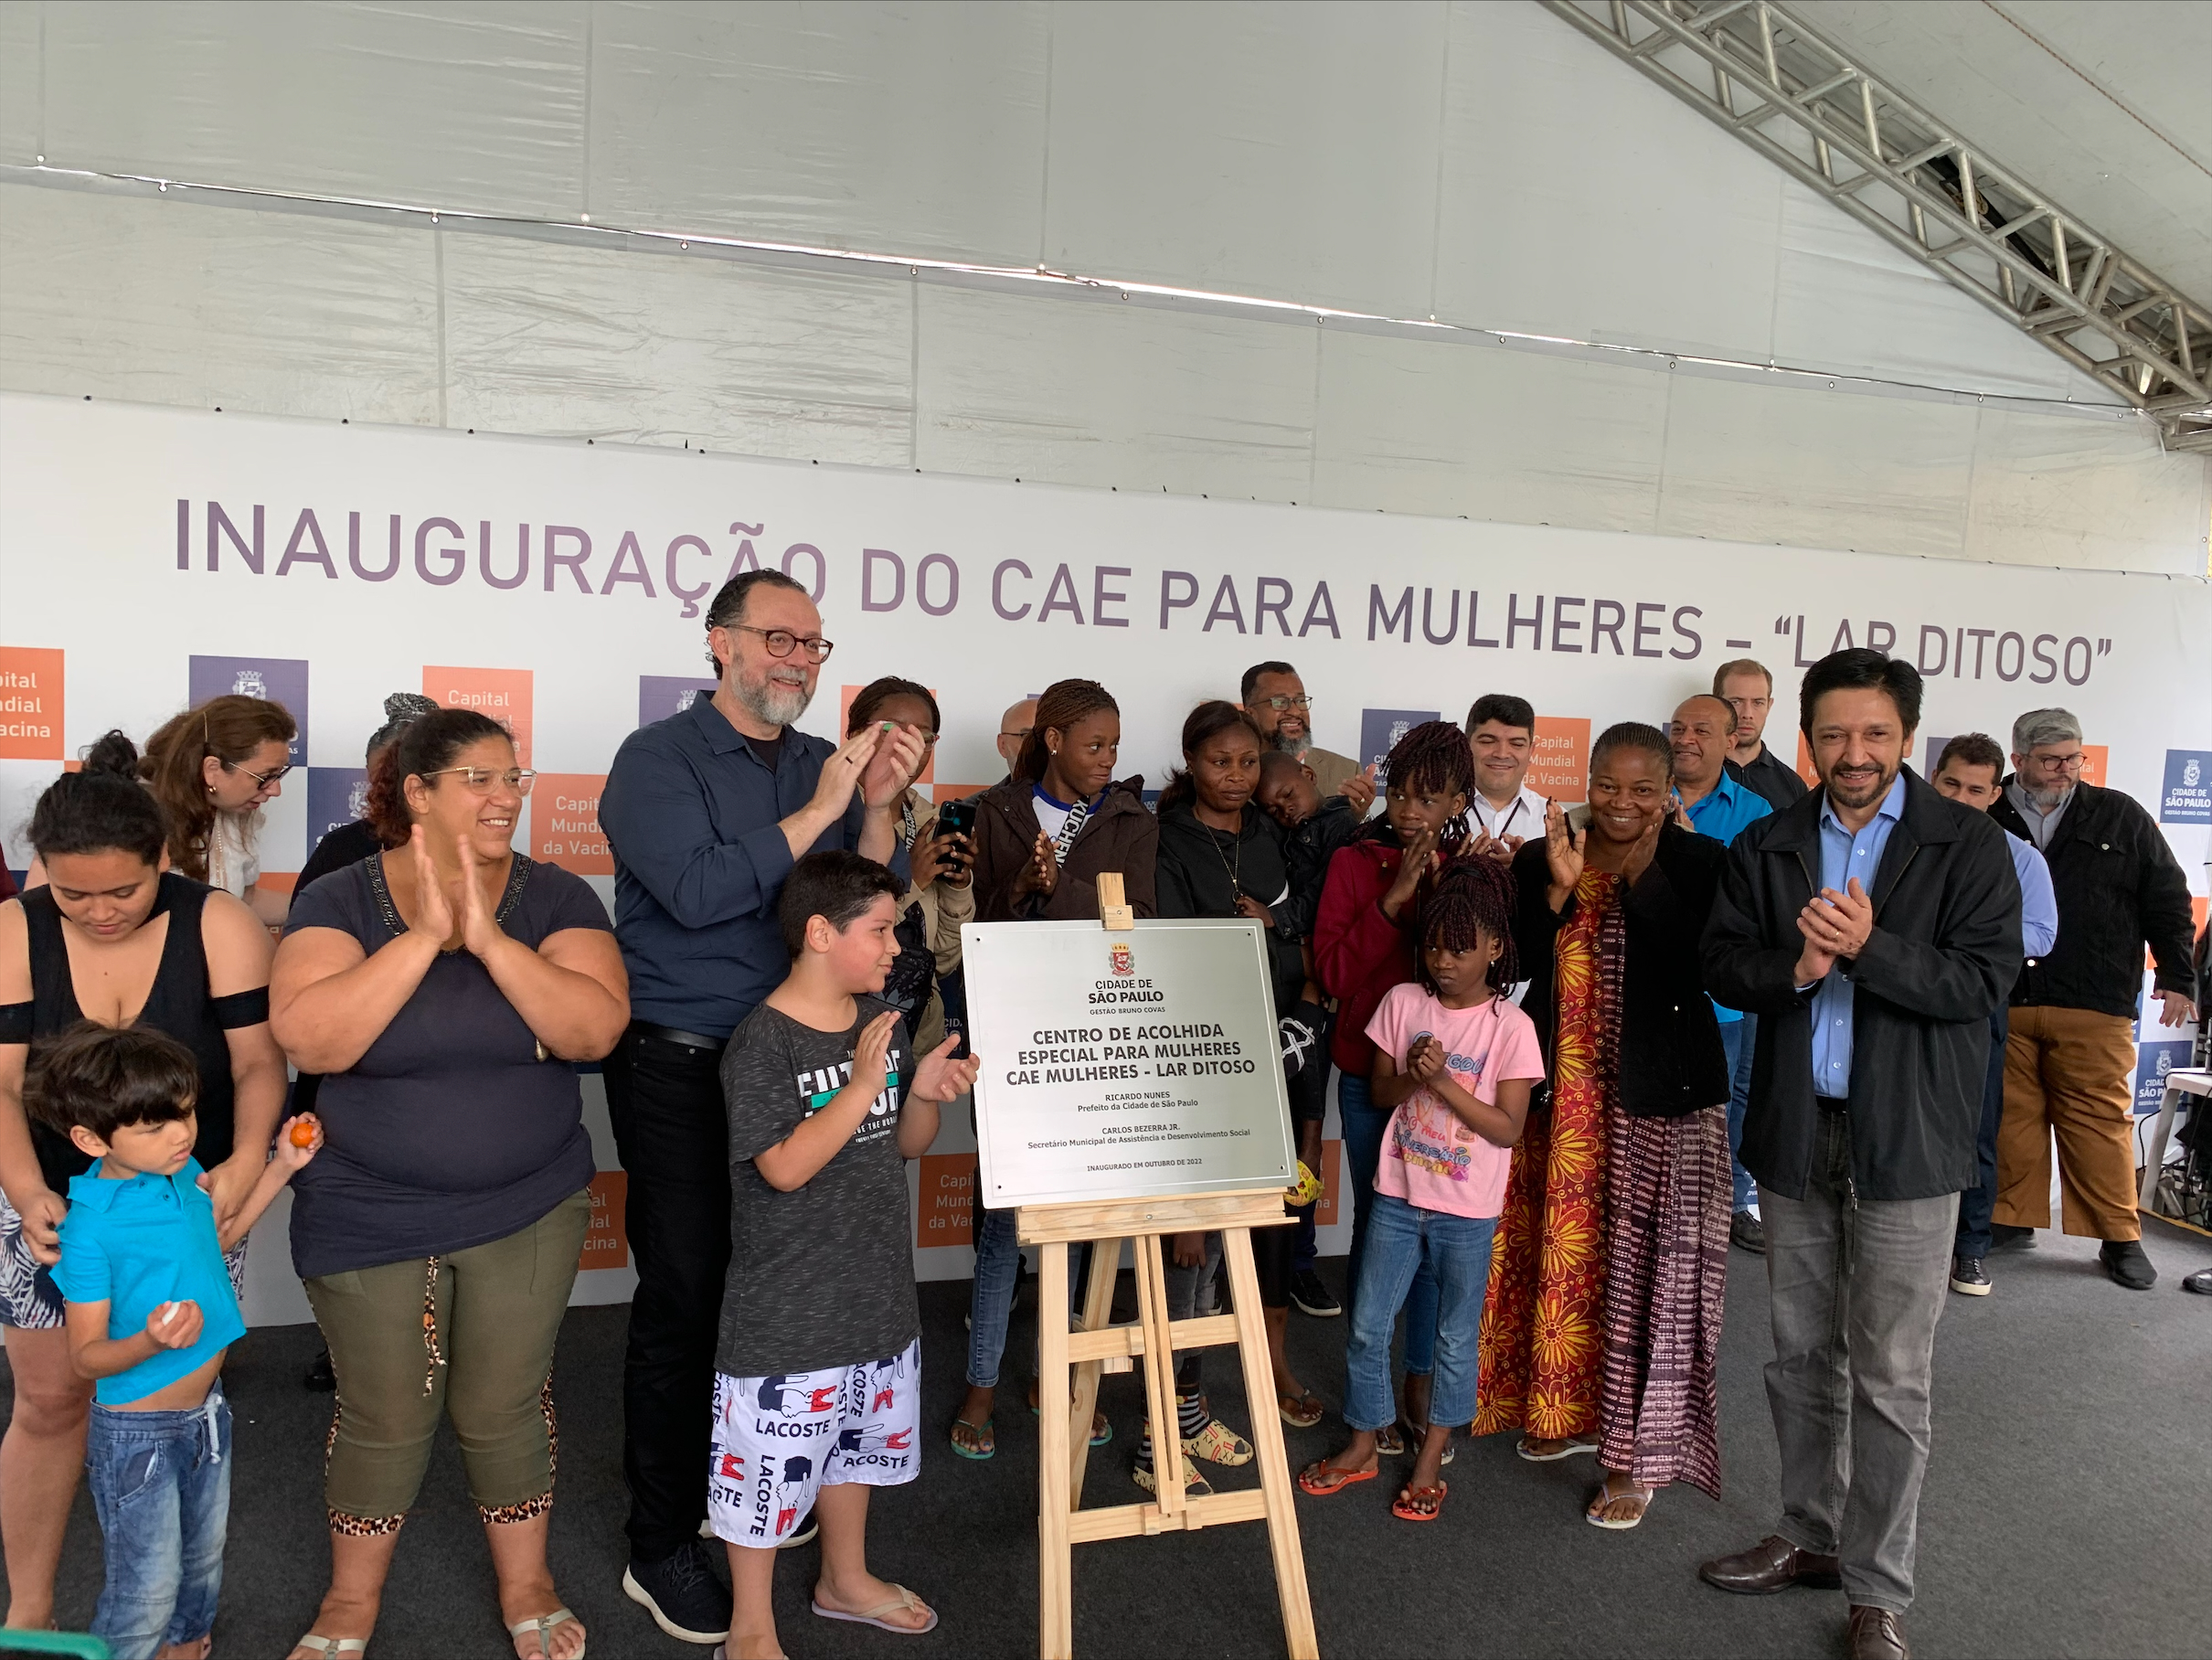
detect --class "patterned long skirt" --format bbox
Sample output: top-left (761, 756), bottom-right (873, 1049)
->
top-left (1596, 1102), bottom-right (1730, 1497)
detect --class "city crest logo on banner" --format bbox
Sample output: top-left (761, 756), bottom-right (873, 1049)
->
top-left (2160, 750), bottom-right (2212, 825)
top-left (305, 767), bottom-right (369, 843)
top-left (2133, 1041), bottom-right (2193, 1113)
top-left (1359, 708), bottom-right (1440, 778)
top-left (189, 654), bottom-right (309, 763)
top-left (638, 675), bottom-right (718, 729)
top-left (1109, 942), bottom-right (1135, 977)
top-left (0, 646), bottom-right (64, 761)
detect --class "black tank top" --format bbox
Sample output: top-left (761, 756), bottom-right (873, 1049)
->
top-left (16, 874), bottom-right (255, 1192)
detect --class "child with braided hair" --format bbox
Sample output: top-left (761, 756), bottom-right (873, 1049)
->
top-left (1311, 718), bottom-right (1477, 1451)
top-left (1298, 857), bottom-right (1541, 1521)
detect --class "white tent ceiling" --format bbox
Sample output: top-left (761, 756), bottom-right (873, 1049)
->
top-left (0, 0), bottom-right (2204, 575)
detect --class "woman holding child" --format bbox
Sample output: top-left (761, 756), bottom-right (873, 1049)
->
top-left (1480, 721), bottom-right (1732, 1528)
top-left (271, 709), bottom-right (630, 1660)
top-left (0, 734), bottom-right (288, 1635)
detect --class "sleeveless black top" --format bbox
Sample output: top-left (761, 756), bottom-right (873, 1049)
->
top-left (5, 874), bottom-right (265, 1192)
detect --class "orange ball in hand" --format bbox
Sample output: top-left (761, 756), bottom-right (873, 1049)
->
top-left (289, 1116), bottom-right (320, 1148)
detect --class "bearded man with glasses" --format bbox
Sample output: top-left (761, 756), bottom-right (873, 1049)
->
top-left (1987, 708), bottom-right (2198, 1291)
top-left (1239, 661), bottom-right (1376, 817)
top-left (597, 569), bottom-right (925, 1643)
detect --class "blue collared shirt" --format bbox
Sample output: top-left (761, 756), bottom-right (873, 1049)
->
top-left (2004, 827), bottom-right (2060, 961)
top-left (601, 696), bottom-right (902, 1038)
top-left (1684, 772), bottom-right (1772, 1024)
top-left (52, 1157), bottom-right (246, 1405)
top-left (1808, 773), bottom-right (1907, 1100)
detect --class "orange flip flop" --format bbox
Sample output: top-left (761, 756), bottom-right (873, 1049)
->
top-left (1392, 1481), bottom-right (1447, 1522)
top-left (1297, 1460), bottom-right (1378, 1496)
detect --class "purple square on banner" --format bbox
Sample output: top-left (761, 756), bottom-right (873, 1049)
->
top-left (189, 655), bottom-right (309, 764)
top-left (2159, 749), bottom-right (2212, 825)
top-left (639, 676), bottom-right (718, 729)
top-left (1359, 708), bottom-right (1441, 779)
top-left (2134, 1041), bottom-right (2195, 1113)
top-left (306, 767), bottom-right (370, 845)
top-left (1921, 736), bottom-right (1951, 776)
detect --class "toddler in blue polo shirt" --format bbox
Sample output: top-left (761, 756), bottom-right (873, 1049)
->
top-left (30, 1021), bottom-right (320, 1660)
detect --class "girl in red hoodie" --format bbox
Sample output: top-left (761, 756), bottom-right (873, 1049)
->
top-left (1313, 720), bottom-right (1479, 1452)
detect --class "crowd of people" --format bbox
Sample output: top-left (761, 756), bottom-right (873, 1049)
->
top-left (0, 565), bottom-right (2203, 1660)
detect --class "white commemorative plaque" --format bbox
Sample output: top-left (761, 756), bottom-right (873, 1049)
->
top-left (960, 916), bottom-right (1297, 1208)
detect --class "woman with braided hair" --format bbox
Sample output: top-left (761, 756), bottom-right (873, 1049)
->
top-left (1299, 856), bottom-right (1544, 1520)
top-left (1312, 718), bottom-right (1474, 1452)
top-left (1478, 721), bottom-right (1732, 1530)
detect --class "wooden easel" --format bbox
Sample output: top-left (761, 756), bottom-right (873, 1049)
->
top-left (1020, 874), bottom-right (1318, 1660)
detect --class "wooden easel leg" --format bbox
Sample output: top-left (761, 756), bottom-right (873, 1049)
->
top-left (1037, 1240), bottom-right (1074, 1660)
top-left (1131, 1233), bottom-right (1186, 1514)
top-left (1223, 1227), bottom-right (1319, 1660)
top-left (1068, 1240), bottom-right (1119, 1502)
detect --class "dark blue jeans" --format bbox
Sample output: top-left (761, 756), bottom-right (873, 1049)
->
top-left (1344, 1197), bottom-right (1495, 1431)
top-left (1338, 1073), bottom-right (1437, 1377)
top-left (1720, 1013), bottom-right (1759, 1214)
top-left (1954, 1007), bottom-right (2010, 1257)
top-left (86, 1380), bottom-right (231, 1660)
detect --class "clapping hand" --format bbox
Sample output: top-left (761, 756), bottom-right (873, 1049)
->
top-left (1382, 824), bottom-right (1440, 919)
top-left (1015, 831), bottom-right (1059, 899)
top-left (1341, 763), bottom-right (1379, 817)
top-left (910, 1034), bottom-right (982, 1102)
top-left (406, 825), bottom-right (457, 945)
top-left (860, 722), bottom-right (929, 811)
top-left (1542, 799), bottom-right (1586, 911)
top-left (457, 834), bottom-right (505, 958)
top-left (850, 1010), bottom-right (900, 1102)
top-left (808, 724), bottom-right (886, 823)
top-left (1620, 814), bottom-right (1663, 887)
top-left (1800, 878), bottom-right (1874, 960)
top-left (1407, 1035), bottom-right (1445, 1083)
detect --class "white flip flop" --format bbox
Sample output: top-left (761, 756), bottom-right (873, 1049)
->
top-left (812, 1583), bottom-right (940, 1635)
top-left (507, 1606), bottom-right (583, 1658)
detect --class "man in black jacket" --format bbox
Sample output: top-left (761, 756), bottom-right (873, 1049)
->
top-left (1697, 650), bottom-right (2022, 1660)
top-left (1987, 708), bottom-right (2198, 1290)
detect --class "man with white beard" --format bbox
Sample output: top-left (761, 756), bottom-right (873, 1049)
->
top-left (599, 569), bottom-right (923, 1644)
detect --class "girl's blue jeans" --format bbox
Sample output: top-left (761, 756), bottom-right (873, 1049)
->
top-left (1343, 1196), bottom-right (1496, 1432)
top-left (1338, 1071), bottom-right (1437, 1377)
top-left (964, 1210), bottom-right (1095, 1389)
top-left (86, 1379), bottom-right (232, 1660)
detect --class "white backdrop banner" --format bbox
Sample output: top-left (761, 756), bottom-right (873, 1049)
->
top-left (4, 392), bottom-right (2207, 1324)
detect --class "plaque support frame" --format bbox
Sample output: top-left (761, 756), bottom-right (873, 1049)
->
top-left (1018, 872), bottom-right (1317, 1660)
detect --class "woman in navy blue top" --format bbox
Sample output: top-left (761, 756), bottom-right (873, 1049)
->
top-left (271, 709), bottom-right (626, 1660)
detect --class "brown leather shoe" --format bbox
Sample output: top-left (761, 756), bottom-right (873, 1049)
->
top-left (1848, 1605), bottom-right (1909, 1659)
top-left (1697, 1533), bottom-right (1844, 1594)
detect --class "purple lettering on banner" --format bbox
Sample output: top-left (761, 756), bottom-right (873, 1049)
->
top-left (1421, 588), bottom-right (1460, 646)
top-left (1632, 601), bottom-right (1664, 658)
top-left (916, 554), bottom-right (959, 617)
top-left (1917, 623), bottom-right (1949, 676)
top-left (1466, 591), bottom-right (1499, 649)
top-left (1829, 618), bottom-right (1857, 654)
top-left (993, 559), bottom-right (1033, 621)
top-left (2028, 633), bottom-right (2058, 684)
top-left (1505, 593), bottom-right (1543, 651)
top-left (190, 654), bottom-right (309, 764)
top-left (2062, 636), bottom-right (2091, 686)
top-left (277, 509), bottom-right (336, 579)
top-left (781, 543), bottom-right (825, 601)
top-left (482, 522), bottom-right (529, 591)
top-left (639, 675), bottom-right (719, 729)
top-left (1590, 599), bottom-right (1625, 655)
top-left (1093, 567), bottom-right (1131, 629)
top-left (1039, 565), bottom-right (1085, 624)
top-left (416, 517), bottom-right (465, 586)
top-left (207, 502), bottom-right (264, 573)
top-left (1368, 586), bottom-right (1412, 643)
top-left (347, 513), bottom-right (400, 582)
top-left (1201, 576), bottom-right (1244, 633)
top-left (1298, 582), bottom-right (1340, 639)
top-left (1160, 571), bottom-right (1199, 629)
top-left (726, 524), bottom-right (763, 583)
top-left (1253, 578), bottom-right (1292, 636)
top-left (1669, 606), bottom-right (1703, 660)
top-left (306, 767), bottom-right (370, 843)
top-left (666, 536), bottom-right (714, 617)
top-left (601, 531), bottom-right (657, 597)
top-left (1359, 708), bottom-right (1441, 778)
top-left (176, 499), bottom-right (189, 569)
top-left (545, 526), bottom-right (592, 592)
top-left (862, 548), bottom-right (906, 612)
top-left (1549, 595), bottom-right (1585, 654)
top-left (1866, 620), bottom-right (1897, 655)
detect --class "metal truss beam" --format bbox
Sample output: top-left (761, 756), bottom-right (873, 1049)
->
top-left (1540, 0), bottom-right (2212, 453)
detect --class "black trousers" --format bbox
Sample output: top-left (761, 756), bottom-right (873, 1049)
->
top-left (603, 1025), bottom-right (730, 1563)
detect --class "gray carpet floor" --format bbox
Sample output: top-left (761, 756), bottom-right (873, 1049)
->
top-left (5, 1220), bottom-right (2208, 1659)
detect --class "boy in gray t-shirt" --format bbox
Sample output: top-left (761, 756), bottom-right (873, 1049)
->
top-left (711, 849), bottom-right (980, 1652)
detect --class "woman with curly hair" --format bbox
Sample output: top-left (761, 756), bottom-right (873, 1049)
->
top-left (140, 693), bottom-right (299, 926)
top-left (1480, 721), bottom-right (1731, 1530)
top-left (1312, 718), bottom-right (1474, 1451)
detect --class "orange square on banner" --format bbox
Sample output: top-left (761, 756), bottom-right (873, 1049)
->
top-left (916, 1153), bottom-right (975, 1247)
top-left (1794, 732), bottom-right (1821, 789)
top-left (2079, 746), bottom-right (2108, 788)
top-left (839, 684), bottom-right (936, 784)
top-left (1315, 1139), bottom-right (1343, 1229)
top-left (424, 666), bottom-right (533, 766)
top-left (1526, 717), bottom-right (1590, 802)
top-left (580, 1171), bottom-right (629, 1271)
top-left (0, 647), bottom-right (65, 760)
top-left (535, 773), bottom-right (611, 875)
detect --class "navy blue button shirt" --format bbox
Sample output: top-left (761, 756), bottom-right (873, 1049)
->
top-left (601, 696), bottom-right (898, 1038)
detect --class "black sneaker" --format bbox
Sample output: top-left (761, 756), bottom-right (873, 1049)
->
top-left (1729, 1211), bottom-right (1766, 1255)
top-left (778, 1508), bottom-right (818, 1548)
top-left (1948, 1255), bottom-right (1991, 1295)
top-left (2184, 1269), bottom-right (2212, 1296)
top-left (622, 1538), bottom-right (731, 1645)
top-left (2100, 1239), bottom-right (2156, 1291)
top-left (303, 1346), bottom-right (336, 1392)
top-left (1989, 1223), bottom-right (2037, 1251)
top-left (1291, 1269), bottom-right (1342, 1318)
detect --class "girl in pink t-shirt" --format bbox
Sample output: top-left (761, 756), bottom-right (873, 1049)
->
top-left (1298, 859), bottom-right (1541, 1524)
